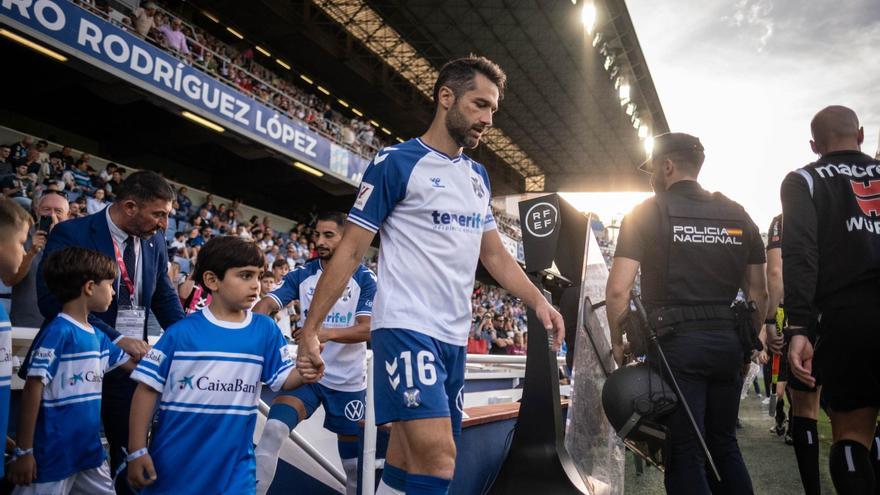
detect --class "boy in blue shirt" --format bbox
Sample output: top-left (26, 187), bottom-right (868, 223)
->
top-left (9, 247), bottom-right (134, 494)
top-left (127, 236), bottom-right (312, 494)
top-left (0, 199), bottom-right (33, 481)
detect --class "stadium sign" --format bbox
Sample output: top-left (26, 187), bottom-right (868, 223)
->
top-left (0, 0), bottom-right (370, 186)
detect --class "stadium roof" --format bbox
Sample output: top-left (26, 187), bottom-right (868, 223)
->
top-left (192, 0), bottom-right (668, 192)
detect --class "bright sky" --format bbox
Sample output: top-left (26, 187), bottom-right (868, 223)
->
top-left (562, 0), bottom-right (880, 231)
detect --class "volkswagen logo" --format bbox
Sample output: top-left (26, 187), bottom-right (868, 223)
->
top-left (344, 400), bottom-right (365, 421)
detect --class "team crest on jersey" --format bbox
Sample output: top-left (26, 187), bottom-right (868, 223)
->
top-left (403, 388), bottom-right (421, 408)
top-left (471, 176), bottom-right (485, 199)
top-left (341, 285), bottom-right (352, 302)
top-left (850, 179), bottom-right (880, 217)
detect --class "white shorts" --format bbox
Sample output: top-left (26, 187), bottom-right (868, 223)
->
top-left (12, 462), bottom-right (115, 495)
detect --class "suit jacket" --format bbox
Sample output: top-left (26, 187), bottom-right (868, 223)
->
top-left (35, 209), bottom-right (185, 341)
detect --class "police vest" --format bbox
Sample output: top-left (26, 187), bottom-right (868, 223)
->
top-left (641, 190), bottom-right (752, 307)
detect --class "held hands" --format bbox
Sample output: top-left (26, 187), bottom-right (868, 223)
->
top-left (118, 337), bottom-right (150, 362)
top-left (534, 300), bottom-right (565, 351)
top-left (127, 453), bottom-right (157, 489)
top-left (788, 334), bottom-right (816, 388)
top-left (8, 453), bottom-right (37, 486)
top-left (296, 332), bottom-right (325, 383)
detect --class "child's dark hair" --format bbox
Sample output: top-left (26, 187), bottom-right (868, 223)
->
top-left (261, 271), bottom-right (276, 281)
top-left (43, 247), bottom-right (117, 304)
top-left (193, 236), bottom-right (265, 293)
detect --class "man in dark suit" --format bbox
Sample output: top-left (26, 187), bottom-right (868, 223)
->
top-left (33, 170), bottom-right (185, 494)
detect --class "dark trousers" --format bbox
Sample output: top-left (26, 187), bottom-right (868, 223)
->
top-left (651, 327), bottom-right (754, 495)
top-left (101, 368), bottom-right (138, 495)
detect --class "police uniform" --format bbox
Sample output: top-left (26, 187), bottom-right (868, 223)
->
top-left (781, 149), bottom-right (880, 412)
top-left (615, 133), bottom-right (765, 494)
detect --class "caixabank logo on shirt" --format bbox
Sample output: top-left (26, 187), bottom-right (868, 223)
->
top-left (172, 372), bottom-right (258, 394)
top-left (672, 225), bottom-right (743, 245)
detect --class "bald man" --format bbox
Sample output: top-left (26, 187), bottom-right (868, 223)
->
top-left (5, 191), bottom-right (69, 327)
top-left (782, 105), bottom-right (880, 494)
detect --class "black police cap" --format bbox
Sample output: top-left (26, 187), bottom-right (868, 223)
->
top-left (639, 132), bottom-right (704, 173)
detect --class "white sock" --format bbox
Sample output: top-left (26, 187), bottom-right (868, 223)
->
top-left (342, 457), bottom-right (359, 495)
top-left (255, 418), bottom-right (290, 495)
top-left (376, 479), bottom-right (406, 495)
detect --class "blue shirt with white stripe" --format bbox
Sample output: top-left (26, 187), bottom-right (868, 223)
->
top-left (0, 304), bottom-right (11, 478)
top-left (130, 308), bottom-right (293, 494)
top-left (27, 313), bottom-right (129, 482)
top-left (269, 259), bottom-right (376, 391)
top-left (348, 138), bottom-right (496, 346)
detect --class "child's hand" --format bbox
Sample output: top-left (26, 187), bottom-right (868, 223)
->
top-left (9, 454), bottom-right (37, 485)
top-left (127, 453), bottom-right (157, 489)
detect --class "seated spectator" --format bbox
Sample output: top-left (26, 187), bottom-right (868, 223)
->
top-left (0, 144), bottom-right (12, 176)
top-left (467, 315), bottom-right (492, 354)
top-left (176, 186), bottom-right (192, 216)
top-left (104, 169), bottom-right (124, 200)
top-left (99, 162), bottom-right (119, 183)
top-left (68, 160), bottom-right (94, 198)
top-left (1, 164), bottom-right (34, 209)
top-left (191, 226), bottom-right (212, 247)
top-left (131, 1), bottom-right (157, 38)
top-left (86, 188), bottom-right (108, 214)
top-left (489, 314), bottom-right (514, 355)
top-left (170, 231), bottom-right (189, 258)
top-left (507, 332), bottom-right (526, 355)
top-left (8, 136), bottom-right (32, 163)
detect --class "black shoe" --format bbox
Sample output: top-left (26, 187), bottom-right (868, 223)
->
top-left (784, 430), bottom-right (794, 445)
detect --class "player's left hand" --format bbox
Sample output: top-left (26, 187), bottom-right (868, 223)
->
top-left (535, 300), bottom-right (565, 351)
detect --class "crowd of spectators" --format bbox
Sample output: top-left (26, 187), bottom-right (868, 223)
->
top-left (467, 282), bottom-right (528, 355)
top-left (75, 0), bottom-right (388, 158)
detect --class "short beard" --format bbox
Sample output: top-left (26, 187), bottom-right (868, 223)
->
top-left (445, 102), bottom-right (479, 149)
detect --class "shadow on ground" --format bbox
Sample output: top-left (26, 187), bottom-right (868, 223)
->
top-left (624, 390), bottom-right (834, 494)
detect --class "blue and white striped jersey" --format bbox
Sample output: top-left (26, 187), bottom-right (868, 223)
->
top-left (27, 313), bottom-right (129, 482)
top-left (0, 304), bottom-right (11, 478)
top-left (269, 259), bottom-right (376, 391)
top-left (130, 308), bottom-right (293, 494)
top-left (348, 138), bottom-right (496, 346)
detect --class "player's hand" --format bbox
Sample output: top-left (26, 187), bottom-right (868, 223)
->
top-left (127, 453), bottom-right (157, 489)
top-left (535, 300), bottom-right (565, 351)
top-left (117, 337), bottom-right (149, 362)
top-left (296, 332), bottom-right (325, 383)
top-left (788, 334), bottom-right (815, 388)
top-left (764, 324), bottom-right (784, 354)
top-left (9, 453), bottom-right (37, 485)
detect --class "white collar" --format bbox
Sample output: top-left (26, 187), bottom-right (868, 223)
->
top-left (105, 207), bottom-right (129, 246)
top-left (58, 313), bottom-right (95, 333)
top-left (202, 307), bottom-right (253, 329)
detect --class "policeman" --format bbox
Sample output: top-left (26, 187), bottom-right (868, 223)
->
top-left (783, 106), bottom-right (880, 494)
top-left (606, 132), bottom-right (768, 494)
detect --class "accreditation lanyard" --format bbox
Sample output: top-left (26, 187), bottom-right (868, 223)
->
top-left (112, 238), bottom-right (147, 340)
top-left (112, 238), bottom-right (137, 307)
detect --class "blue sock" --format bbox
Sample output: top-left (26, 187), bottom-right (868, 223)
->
top-left (382, 463), bottom-right (408, 491)
top-left (267, 402), bottom-right (300, 429)
top-left (338, 438), bottom-right (359, 461)
top-left (405, 473), bottom-right (451, 495)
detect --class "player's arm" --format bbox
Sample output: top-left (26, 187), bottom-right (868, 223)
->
top-left (743, 263), bottom-right (769, 334)
top-left (9, 378), bottom-right (44, 485)
top-left (321, 315), bottom-right (371, 344)
top-left (127, 383), bottom-right (159, 489)
top-left (282, 368), bottom-right (305, 391)
top-left (479, 229), bottom-right (565, 349)
top-left (781, 172), bottom-right (819, 387)
top-left (764, 246), bottom-right (784, 353)
top-left (253, 295), bottom-right (281, 315)
top-left (298, 224), bottom-right (376, 377)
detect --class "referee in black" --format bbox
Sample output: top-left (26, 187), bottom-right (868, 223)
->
top-left (783, 105), bottom-right (880, 493)
top-left (607, 132), bottom-right (767, 494)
